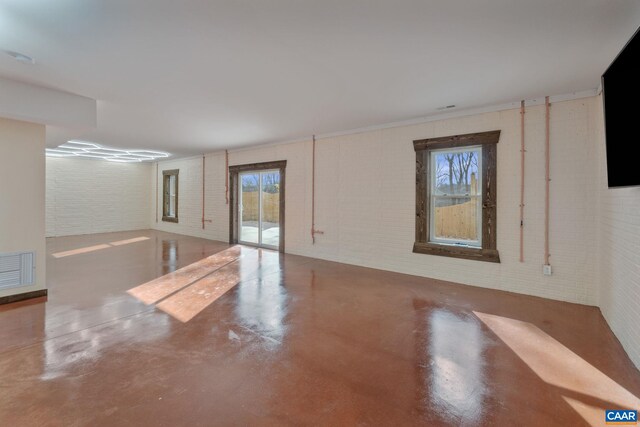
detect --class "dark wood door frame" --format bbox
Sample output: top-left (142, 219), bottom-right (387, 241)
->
top-left (228, 160), bottom-right (286, 253)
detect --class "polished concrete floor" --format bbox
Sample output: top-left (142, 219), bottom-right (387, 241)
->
top-left (1, 230), bottom-right (639, 426)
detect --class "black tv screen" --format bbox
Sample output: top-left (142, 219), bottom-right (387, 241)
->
top-left (602, 27), bottom-right (640, 188)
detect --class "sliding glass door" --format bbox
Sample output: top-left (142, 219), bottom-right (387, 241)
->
top-left (239, 170), bottom-right (280, 249)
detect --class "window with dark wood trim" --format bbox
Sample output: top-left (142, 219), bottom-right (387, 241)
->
top-left (162, 169), bottom-right (179, 223)
top-left (413, 131), bottom-right (500, 263)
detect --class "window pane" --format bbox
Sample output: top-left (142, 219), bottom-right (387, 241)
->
top-left (433, 196), bottom-right (479, 244)
top-left (433, 149), bottom-right (480, 196)
top-left (261, 171), bottom-right (280, 247)
top-left (415, 131), bottom-right (499, 261)
top-left (169, 175), bottom-right (176, 217)
top-left (240, 173), bottom-right (260, 244)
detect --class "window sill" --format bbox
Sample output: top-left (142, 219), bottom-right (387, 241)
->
top-left (162, 216), bottom-right (179, 223)
top-left (413, 242), bottom-right (500, 263)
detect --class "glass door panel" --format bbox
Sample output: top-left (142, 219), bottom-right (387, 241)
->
top-left (261, 171), bottom-right (280, 248)
top-left (239, 172), bottom-right (260, 245)
top-left (239, 170), bottom-right (281, 249)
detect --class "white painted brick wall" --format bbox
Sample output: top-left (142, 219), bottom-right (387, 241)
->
top-left (595, 96), bottom-right (640, 369)
top-left (150, 155), bottom-right (227, 239)
top-left (152, 97), bottom-right (601, 307)
top-left (46, 157), bottom-right (152, 237)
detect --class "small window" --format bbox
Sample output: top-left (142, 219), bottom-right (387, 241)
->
top-left (413, 131), bottom-right (500, 262)
top-left (430, 146), bottom-right (482, 247)
top-left (162, 169), bottom-right (179, 223)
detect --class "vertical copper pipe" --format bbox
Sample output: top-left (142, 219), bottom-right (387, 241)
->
top-left (544, 96), bottom-right (551, 266)
top-left (519, 100), bottom-right (525, 262)
top-left (155, 163), bottom-right (158, 223)
top-left (202, 155), bottom-right (205, 230)
top-left (225, 150), bottom-right (229, 205)
top-left (311, 135), bottom-right (316, 244)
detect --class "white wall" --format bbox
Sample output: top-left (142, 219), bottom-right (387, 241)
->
top-left (46, 157), bottom-right (152, 237)
top-left (152, 96), bottom-right (601, 306)
top-left (0, 77), bottom-right (96, 130)
top-left (596, 96), bottom-right (640, 369)
top-left (151, 156), bottom-right (228, 239)
top-left (0, 118), bottom-right (46, 298)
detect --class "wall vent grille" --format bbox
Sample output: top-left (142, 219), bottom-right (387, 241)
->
top-left (0, 252), bottom-right (35, 291)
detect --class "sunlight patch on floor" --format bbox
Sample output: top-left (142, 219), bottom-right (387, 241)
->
top-left (127, 246), bottom-right (242, 305)
top-left (156, 262), bottom-right (244, 323)
top-left (561, 396), bottom-right (604, 426)
top-left (110, 236), bottom-right (150, 246)
top-left (127, 245), bottom-right (269, 322)
top-left (474, 311), bottom-right (640, 426)
top-left (51, 236), bottom-right (150, 258)
top-left (51, 244), bottom-right (112, 258)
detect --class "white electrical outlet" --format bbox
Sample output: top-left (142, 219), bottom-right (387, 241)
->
top-left (543, 264), bottom-right (552, 276)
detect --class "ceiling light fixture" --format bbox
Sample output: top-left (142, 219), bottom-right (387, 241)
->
top-left (46, 140), bottom-right (171, 162)
top-left (3, 50), bottom-right (35, 64)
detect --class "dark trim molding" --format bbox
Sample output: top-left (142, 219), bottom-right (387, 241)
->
top-left (413, 130), bottom-right (500, 263)
top-left (413, 242), bottom-right (500, 263)
top-left (228, 160), bottom-right (287, 253)
top-left (228, 160), bottom-right (287, 174)
top-left (0, 289), bottom-right (48, 306)
top-left (162, 169), bottom-right (179, 223)
top-left (413, 130), bottom-right (501, 151)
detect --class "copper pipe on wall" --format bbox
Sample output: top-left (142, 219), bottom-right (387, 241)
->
top-left (519, 100), bottom-right (526, 262)
top-left (311, 135), bottom-right (324, 244)
top-left (311, 135), bottom-right (316, 244)
top-left (225, 150), bottom-right (229, 205)
top-left (202, 155), bottom-right (205, 230)
top-left (155, 163), bottom-right (159, 223)
top-left (544, 96), bottom-right (551, 266)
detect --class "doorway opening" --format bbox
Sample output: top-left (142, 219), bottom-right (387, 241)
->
top-left (229, 161), bottom-right (286, 252)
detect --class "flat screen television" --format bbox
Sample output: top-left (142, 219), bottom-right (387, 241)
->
top-left (602, 26), bottom-right (640, 188)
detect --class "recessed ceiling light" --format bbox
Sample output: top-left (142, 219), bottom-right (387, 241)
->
top-left (3, 50), bottom-right (35, 64)
top-left (46, 140), bottom-right (171, 162)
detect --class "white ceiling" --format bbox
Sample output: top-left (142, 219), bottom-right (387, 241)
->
top-left (0, 1), bottom-right (638, 156)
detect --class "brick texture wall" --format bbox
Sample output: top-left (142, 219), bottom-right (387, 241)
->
top-left (595, 96), bottom-right (640, 369)
top-left (152, 96), bottom-right (601, 307)
top-left (46, 157), bottom-right (152, 237)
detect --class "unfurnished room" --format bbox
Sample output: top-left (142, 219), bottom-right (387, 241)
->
top-left (1, 1), bottom-right (639, 426)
